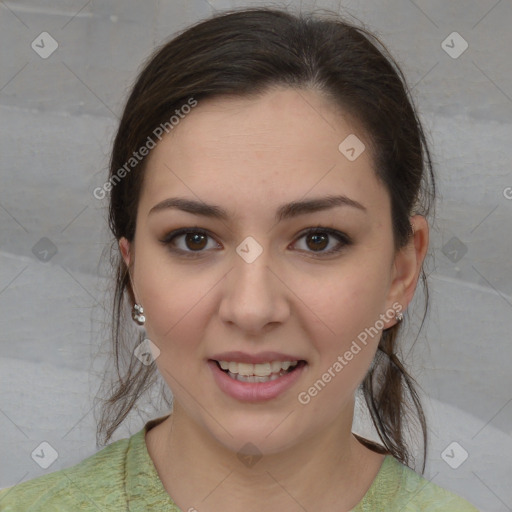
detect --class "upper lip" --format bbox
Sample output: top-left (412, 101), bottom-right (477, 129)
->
top-left (210, 351), bottom-right (305, 364)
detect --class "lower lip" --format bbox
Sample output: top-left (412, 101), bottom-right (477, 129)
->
top-left (207, 360), bottom-right (307, 402)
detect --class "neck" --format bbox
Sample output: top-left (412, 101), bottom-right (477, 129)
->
top-left (147, 398), bottom-right (385, 512)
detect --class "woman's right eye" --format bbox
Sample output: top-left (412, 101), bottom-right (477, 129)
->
top-left (160, 228), bottom-right (221, 257)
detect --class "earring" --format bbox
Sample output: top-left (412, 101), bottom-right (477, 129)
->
top-left (132, 303), bottom-right (145, 325)
top-left (395, 311), bottom-right (404, 322)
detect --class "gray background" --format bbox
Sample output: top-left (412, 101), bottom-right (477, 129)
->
top-left (1, 0), bottom-right (511, 510)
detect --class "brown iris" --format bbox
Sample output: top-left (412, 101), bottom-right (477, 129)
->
top-left (306, 232), bottom-right (328, 251)
top-left (185, 232), bottom-right (208, 251)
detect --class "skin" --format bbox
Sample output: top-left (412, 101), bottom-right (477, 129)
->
top-left (119, 86), bottom-right (429, 511)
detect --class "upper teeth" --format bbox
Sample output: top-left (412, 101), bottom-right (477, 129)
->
top-left (218, 360), bottom-right (298, 376)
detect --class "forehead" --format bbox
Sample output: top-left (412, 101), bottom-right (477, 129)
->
top-left (159, 87), bottom-right (361, 160)
top-left (139, 87), bottom-right (388, 219)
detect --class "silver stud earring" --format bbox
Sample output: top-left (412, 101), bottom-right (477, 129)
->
top-left (395, 311), bottom-right (404, 322)
top-left (132, 303), bottom-right (145, 325)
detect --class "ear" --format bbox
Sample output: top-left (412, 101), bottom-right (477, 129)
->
top-left (119, 237), bottom-right (137, 304)
top-left (385, 215), bottom-right (429, 321)
top-left (119, 237), bottom-right (131, 268)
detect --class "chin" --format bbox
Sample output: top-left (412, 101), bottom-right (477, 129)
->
top-left (205, 415), bottom-right (306, 458)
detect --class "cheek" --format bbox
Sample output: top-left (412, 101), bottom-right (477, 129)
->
top-left (305, 261), bottom-right (391, 344)
top-left (140, 276), bottom-right (202, 346)
top-left (297, 269), bottom-right (388, 413)
top-left (296, 258), bottom-right (391, 405)
top-left (138, 271), bottom-right (210, 393)
top-left (133, 247), bottom-right (222, 368)
top-left (133, 246), bottom-right (196, 343)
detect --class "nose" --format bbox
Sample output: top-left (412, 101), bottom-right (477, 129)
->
top-left (218, 245), bottom-right (290, 335)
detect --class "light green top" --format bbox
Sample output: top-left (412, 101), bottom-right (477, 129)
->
top-left (0, 415), bottom-right (479, 511)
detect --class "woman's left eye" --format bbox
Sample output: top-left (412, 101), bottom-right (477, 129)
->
top-left (293, 227), bottom-right (352, 255)
top-left (160, 226), bottom-right (352, 258)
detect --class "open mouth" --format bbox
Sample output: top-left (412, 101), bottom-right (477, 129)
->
top-left (212, 359), bottom-right (307, 383)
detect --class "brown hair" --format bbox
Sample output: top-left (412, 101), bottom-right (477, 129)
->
top-left (95, 6), bottom-right (435, 474)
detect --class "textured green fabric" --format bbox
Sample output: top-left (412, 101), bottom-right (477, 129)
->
top-left (0, 416), bottom-right (479, 511)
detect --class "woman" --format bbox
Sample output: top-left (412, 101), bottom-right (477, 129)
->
top-left (0, 7), bottom-right (479, 511)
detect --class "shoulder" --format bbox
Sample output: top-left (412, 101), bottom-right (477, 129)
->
top-left (357, 455), bottom-right (480, 511)
top-left (386, 456), bottom-right (479, 511)
top-left (0, 436), bottom-right (131, 511)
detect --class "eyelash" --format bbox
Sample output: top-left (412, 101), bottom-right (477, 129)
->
top-left (159, 226), bottom-right (352, 259)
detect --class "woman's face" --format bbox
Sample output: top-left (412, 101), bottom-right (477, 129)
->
top-left (120, 87), bottom-right (421, 455)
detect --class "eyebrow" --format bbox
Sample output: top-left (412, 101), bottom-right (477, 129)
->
top-left (148, 194), bottom-right (367, 222)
